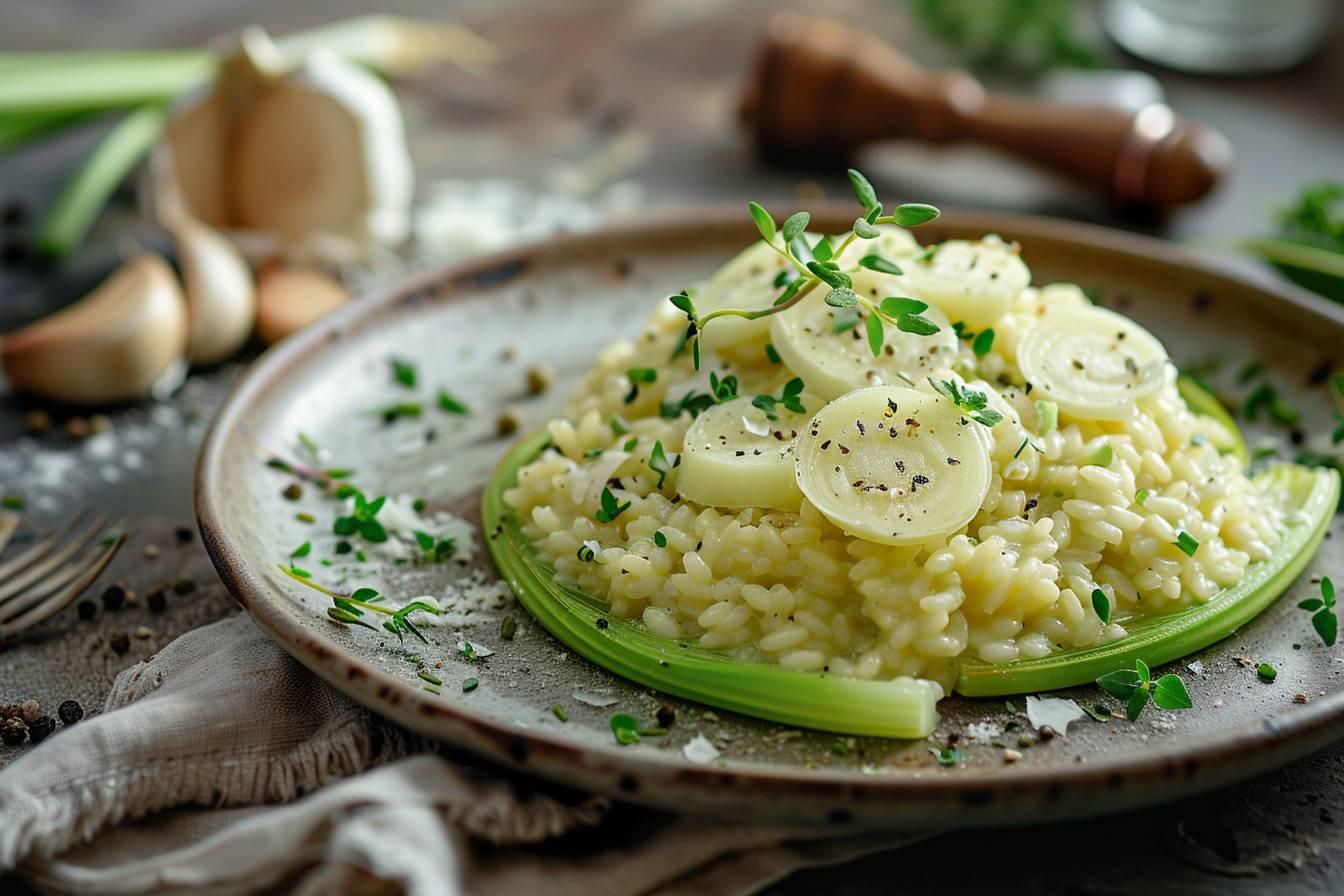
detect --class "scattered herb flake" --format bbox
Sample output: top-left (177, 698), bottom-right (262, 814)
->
top-left (1174, 531), bottom-right (1200, 557)
top-left (1091, 588), bottom-right (1111, 625)
top-left (1257, 663), bottom-right (1277, 682)
top-left (390, 358), bottom-right (417, 388)
top-left (437, 389), bottom-right (469, 415)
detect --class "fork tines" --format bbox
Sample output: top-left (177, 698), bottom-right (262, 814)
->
top-left (0, 509), bottom-right (128, 642)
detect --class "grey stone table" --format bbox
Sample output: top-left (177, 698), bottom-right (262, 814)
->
top-left (2, 1), bottom-right (1344, 892)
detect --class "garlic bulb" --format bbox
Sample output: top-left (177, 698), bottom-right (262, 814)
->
top-left (151, 27), bottom-right (413, 258)
top-left (2, 254), bottom-right (187, 403)
top-left (171, 217), bottom-right (256, 364)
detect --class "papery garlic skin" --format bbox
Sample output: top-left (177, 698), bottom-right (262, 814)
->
top-left (2, 254), bottom-right (187, 403)
top-left (150, 29), bottom-right (414, 259)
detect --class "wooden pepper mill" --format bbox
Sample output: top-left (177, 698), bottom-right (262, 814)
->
top-left (740, 13), bottom-right (1233, 207)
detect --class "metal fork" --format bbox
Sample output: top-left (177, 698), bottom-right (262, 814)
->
top-left (0, 509), bottom-right (128, 643)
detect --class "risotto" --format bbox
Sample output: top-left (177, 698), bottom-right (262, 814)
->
top-left (501, 221), bottom-right (1290, 696)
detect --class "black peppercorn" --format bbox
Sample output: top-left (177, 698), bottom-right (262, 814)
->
top-left (147, 588), bottom-right (167, 613)
top-left (595, 617), bottom-right (609, 630)
top-left (57, 700), bottom-right (84, 726)
top-left (26, 716), bottom-right (56, 744)
top-left (109, 631), bottom-right (130, 655)
top-left (656, 705), bottom-right (676, 728)
top-left (174, 526), bottom-right (194, 543)
top-left (0, 717), bottom-right (27, 746)
top-left (77, 599), bottom-right (97, 620)
top-left (101, 584), bottom-right (126, 611)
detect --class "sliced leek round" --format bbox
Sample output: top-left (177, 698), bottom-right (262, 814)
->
top-left (794, 386), bottom-right (992, 545)
top-left (769, 287), bottom-right (958, 402)
top-left (695, 240), bottom-right (795, 353)
top-left (677, 397), bottom-right (805, 510)
top-left (907, 237), bottom-right (1029, 329)
top-left (1017, 305), bottom-right (1168, 420)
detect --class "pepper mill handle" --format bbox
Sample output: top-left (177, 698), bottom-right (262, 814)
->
top-left (739, 13), bottom-right (1233, 207)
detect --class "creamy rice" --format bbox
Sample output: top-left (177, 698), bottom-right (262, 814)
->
top-left (503, 256), bottom-right (1284, 692)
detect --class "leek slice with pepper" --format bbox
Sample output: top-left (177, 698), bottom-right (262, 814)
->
top-left (482, 429), bottom-right (941, 738)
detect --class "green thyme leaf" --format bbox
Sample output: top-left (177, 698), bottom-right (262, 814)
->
top-left (859, 255), bottom-right (902, 275)
top-left (748, 201), bottom-right (775, 242)
top-left (1091, 588), bottom-right (1111, 625)
top-left (437, 389), bottom-right (469, 415)
top-left (291, 541), bottom-right (312, 559)
top-left (653, 530), bottom-right (668, 548)
top-left (853, 217), bottom-right (880, 239)
top-left (879, 296), bottom-right (927, 317)
top-left (847, 168), bottom-right (879, 212)
top-left (1096, 668), bottom-right (1143, 702)
top-left (782, 211), bottom-right (810, 242)
top-left (809, 262), bottom-right (852, 289)
top-left (825, 287), bottom-right (858, 308)
top-left (893, 203), bottom-right (940, 226)
top-left (1257, 663), bottom-right (1277, 682)
top-left (864, 311), bottom-right (885, 357)
top-left (390, 358), bottom-right (417, 388)
top-left (896, 312), bottom-right (940, 336)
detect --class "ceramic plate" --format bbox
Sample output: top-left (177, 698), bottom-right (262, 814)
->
top-left (197, 206), bottom-right (1344, 826)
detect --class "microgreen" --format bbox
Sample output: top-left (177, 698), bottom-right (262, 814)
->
top-left (390, 358), bottom-right (417, 389)
top-left (1096, 659), bottom-right (1192, 721)
top-left (649, 440), bottom-right (673, 489)
top-left (929, 746), bottom-right (965, 767)
top-left (709, 371), bottom-right (739, 402)
top-left (437, 389), bottom-right (469, 415)
top-left (281, 569), bottom-right (442, 645)
top-left (610, 712), bottom-right (641, 745)
top-left (379, 401), bottom-right (423, 423)
top-left (333, 490), bottom-right (388, 543)
top-left (412, 530), bottom-right (457, 563)
top-left (1174, 531), bottom-right (1199, 557)
top-left (667, 170), bottom-right (941, 369)
top-left (864, 312), bottom-right (884, 356)
top-left (1298, 576), bottom-right (1337, 646)
top-left (929, 378), bottom-right (1003, 427)
top-left (752, 377), bottom-right (806, 420)
top-left (972, 328), bottom-right (995, 357)
top-left (595, 487), bottom-right (632, 524)
top-left (1091, 588), bottom-right (1111, 625)
top-left (461, 641), bottom-right (481, 662)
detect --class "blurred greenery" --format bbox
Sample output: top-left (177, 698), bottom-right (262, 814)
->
top-left (908, 0), bottom-right (1100, 74)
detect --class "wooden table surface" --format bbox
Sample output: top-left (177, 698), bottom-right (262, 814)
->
top-left (3, 1), bottom-right (1344, 893)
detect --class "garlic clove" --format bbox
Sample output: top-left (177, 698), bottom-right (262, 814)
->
top-left (230, 47), bottom-right (412, 247)
top-left (254, 264), bottom-right (348, 345)
top-left (2, 253), bottom-right (187, 404)
top-left (171, 217), bottom-right (256, 364)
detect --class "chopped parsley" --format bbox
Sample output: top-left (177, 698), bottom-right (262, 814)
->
top-left (390, 358), bottom-right (417, 388)
top-left (595, 487), bottom-right (632, 523)
top-left (929, 378), bottom-right (1003, 427)
top-left (1096, 659), bottom-right (1192, 721)
top-left (437, 389), bottom-right (469, 415)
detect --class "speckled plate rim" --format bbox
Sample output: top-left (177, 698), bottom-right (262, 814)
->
top-left (198, 204), bottom-right (1344, 827)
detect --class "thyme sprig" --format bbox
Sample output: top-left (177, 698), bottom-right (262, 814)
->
top-left (928, 378), bottom-right (1003, 427)
top-left (669, 169), bottom-right (942, 370)
top-left (279, 566), bottom-right (442, 644)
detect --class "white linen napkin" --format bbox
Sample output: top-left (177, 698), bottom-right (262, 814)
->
top-left (0, 615), bottom-right (923, 895)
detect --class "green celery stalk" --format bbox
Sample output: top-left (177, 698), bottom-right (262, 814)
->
top-left (956, 463), bottom-right (1339, 696)
top-left (482, 429), bottom-right (941, 739)
top-left (34, 104), bottom-right (167, 258)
